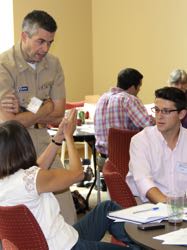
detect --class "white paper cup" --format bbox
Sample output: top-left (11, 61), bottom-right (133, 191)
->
top-left (167, 193), bottom-right (184, 225)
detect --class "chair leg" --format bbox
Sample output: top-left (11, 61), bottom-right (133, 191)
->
top-left (84, 141), bottom-right (89, 159)
top-left (96, 166), bottom-right (101, 203)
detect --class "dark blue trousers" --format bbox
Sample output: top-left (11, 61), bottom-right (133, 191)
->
top-left (72, 200), bottom-right (143, 250)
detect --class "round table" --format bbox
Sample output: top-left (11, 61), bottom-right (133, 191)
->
top-left (125, 221), bottom-right (187, 250)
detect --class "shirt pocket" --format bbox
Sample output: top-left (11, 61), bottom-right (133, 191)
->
top-left (38, 80), bottom-right (53, 100)
top-left (16, 84), bottom-right (31, 108)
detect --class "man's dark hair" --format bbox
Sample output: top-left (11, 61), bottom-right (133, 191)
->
top-left (22, 10), bottom-right (57, 36)
top-left (155, 86), bottom-right (187, 111)
top-left (0, 120), bottom-right (38, 179)
top-left (117, 68), bottom-right (143, 90)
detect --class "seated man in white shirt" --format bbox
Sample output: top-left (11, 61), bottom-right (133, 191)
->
top-left (126, 86), bottom-right (187, 203)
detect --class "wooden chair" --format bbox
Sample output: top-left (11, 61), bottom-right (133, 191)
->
top-left (0, 204), bottom-right (49, 250)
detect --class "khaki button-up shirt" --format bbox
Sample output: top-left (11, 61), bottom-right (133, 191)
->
top-left (0, 43), bottom-right (66, 108)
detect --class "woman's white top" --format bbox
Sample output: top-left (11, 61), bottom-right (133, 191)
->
top-left (0, 166), bottom-right (78, 250)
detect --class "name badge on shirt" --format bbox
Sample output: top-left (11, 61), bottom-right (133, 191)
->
top-left (176, 162), bottom-right (187, 174)
top-left (27, 97), bottom-right (43, 114)
top-left (18, 86), bottom-right (29, 92)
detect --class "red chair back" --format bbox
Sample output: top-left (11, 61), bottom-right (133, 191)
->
top-left (103, 128), bottom-right (140, 246)
top-left (0, 204), bottom-right (49, 250)
top-left (103, 160), bottom-right (137, 208)
top-left (103, 160), bottom-right (136, 246)
top-left (108, 128), bottom-right (139, 176)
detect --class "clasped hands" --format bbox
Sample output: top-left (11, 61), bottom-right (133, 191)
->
top-left (53, 109), bottom-right (77, 144)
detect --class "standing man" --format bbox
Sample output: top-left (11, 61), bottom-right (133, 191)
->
top-left (0, 10), bottom-right (76, 224)
top-left (94, 68), bottom-right (154, 161)
top-left (126, 87), bottom-right (187, 203)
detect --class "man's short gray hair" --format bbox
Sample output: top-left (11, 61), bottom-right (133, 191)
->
top-left (22, 10), bottom-right (57, 37)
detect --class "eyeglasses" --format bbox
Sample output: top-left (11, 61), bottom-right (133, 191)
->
top-left (151, 106), bottom-right (179, 115)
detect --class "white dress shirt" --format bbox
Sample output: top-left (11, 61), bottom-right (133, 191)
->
top-left (126, 125), bottom-right (187, 202)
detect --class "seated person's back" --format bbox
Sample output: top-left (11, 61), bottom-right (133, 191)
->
top-left (94, 68), bottom-right (154, 157)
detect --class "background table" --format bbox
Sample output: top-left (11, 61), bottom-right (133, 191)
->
top-left (48, 124), bottom-right (100, 209)
top-left (125, 221), bottom-right (187, 250)
top-left (73, 129), bottom-right (98, 208)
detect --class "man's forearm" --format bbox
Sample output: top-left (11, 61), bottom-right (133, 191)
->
top-left (37, 115), bottom-right (64, 126)
top-left (0, 109), bottom-right (37, 127)
top-left (38, 103), bottom-right (65, 125)
top-left (146, 187), bottom-right (167, 204)
top-left (0, 96), bottom-right (65, 127)
top-left (0, 99), bottom-right (54, 127)
top-left (0, 109), bottom-right (51, 128)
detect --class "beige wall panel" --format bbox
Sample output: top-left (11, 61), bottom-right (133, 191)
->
top-left (92, 0), bottom-right (187, 103)
top-left (13, 0), bottom-right (93, 101)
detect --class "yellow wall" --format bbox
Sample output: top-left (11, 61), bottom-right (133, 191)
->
top-left (13, 0), bottom-right (187, 104)
top-left (92, 0), bottom-right (187, 103)
top-left (13, 0), bottom-right (93, 101)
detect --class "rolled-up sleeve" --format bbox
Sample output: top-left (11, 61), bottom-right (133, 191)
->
top-left (127, 132), bottom-right (156, 202)
top-left (0, 64), bottom-right (15, 98)
top-left (50, 58), bottom-right (66, 100)
top-left (127, 98), bottom-right (154, 128)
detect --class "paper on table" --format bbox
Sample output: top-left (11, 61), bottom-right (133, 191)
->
top-left (75, 124), bottom-right (95, 134)
top-left (154, 228), bottom-right (187, 245)
top-left (47, 124), bottom-right (95, 137)
top-left (108, 203), bottom-right (168, 224)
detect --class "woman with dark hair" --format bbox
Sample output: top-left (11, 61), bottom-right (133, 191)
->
top-left (0, 109), bottom-right (141, 250)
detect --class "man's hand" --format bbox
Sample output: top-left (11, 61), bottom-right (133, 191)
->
top-left (37, 98), bottom-right (54, 119)
top-left (42, 98), bottom-right (54, 113)
top-left (149, 115), bottom-right (156, 125)
top-left (0, 93), bottom-right (19, 114)
top-left (36, 98), bottom-right (65, 126)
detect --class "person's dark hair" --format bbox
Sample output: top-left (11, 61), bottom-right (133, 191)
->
top-left (155, 86), bottom-right (187, 111)
top-left (0, 120), bottom-right (38, 179)
top-left (22, 10), bottom-right (57, 37)
top-left (117, 68), bottom-right (143, 90)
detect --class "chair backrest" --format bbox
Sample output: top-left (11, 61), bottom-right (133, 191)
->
top-left (0, 204), bottom-right (49, 250)
top-left (108, 128), bottom-right (139, 176)
top-left (103, 160), bottom-right (137, 208)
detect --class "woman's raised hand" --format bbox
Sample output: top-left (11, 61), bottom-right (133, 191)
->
top-left (54, 109), bottom-right (77, 143)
